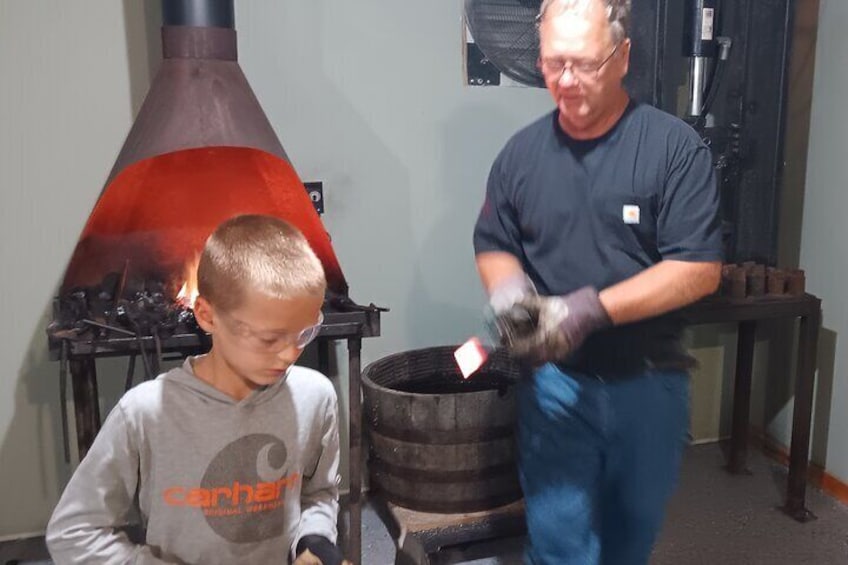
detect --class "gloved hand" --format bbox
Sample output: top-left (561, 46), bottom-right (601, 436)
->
top-left (508, 287), bottom-right (611, 364)
top-left (294, 535), bottom-right (350, 565)
top-left (488, 273), bottom-right (536, 314)
top-left (485, 274), bottom-right (538, 346)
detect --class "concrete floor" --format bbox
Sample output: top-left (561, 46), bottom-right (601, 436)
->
top-left (652, 445), bottom-right (848, 565)
top-left (4, 444), bottom-right (848, 564)
top-left (355, 443), bottom-right (848, 564)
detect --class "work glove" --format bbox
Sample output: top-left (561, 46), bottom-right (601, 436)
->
top-left (484, 274), bottom-right (538, 346)
top-left (488, 273), bottom-right (535, 314)
top-left (508, 287), bottom-right (611, 364)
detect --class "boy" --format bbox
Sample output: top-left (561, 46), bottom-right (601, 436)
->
top-left (47, 215), bottom-right (348, 564)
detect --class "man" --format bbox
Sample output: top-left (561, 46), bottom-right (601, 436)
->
top-left (472, 0), bottom-right (722, 563)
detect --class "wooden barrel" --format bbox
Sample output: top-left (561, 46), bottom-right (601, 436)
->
top-left (362, 346), bottom-right (522, 513)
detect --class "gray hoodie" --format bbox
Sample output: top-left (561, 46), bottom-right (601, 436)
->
top-left (47, 358), bottom-right (340, 564)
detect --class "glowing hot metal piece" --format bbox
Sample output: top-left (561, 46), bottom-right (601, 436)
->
top-left (454, 337), bottom-right (490, 379)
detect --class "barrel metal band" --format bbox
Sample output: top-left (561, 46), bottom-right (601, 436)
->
top-left (367, 423), bottom-right (513, 445)
top-left (371, 459), bottom-right (517, 483)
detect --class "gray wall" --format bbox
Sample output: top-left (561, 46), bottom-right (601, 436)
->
top-left (798, 0), bottom-right (848, 484)
top-left (0, 1), bottom-right (163, 538)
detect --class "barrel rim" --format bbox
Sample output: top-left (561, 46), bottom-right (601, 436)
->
top-left (362, 344), bottom-right (521, 399)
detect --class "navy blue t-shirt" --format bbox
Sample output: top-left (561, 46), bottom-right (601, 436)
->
top-left (474, 102), bottom-right (723, 373)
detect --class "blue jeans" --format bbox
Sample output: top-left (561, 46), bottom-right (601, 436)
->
top-left (517, 363), bottom-right (690, 565)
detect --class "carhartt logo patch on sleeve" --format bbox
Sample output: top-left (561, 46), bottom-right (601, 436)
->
top-left (622, 205), bottom-right (640, 224)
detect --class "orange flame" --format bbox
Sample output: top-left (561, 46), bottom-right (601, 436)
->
top-left (176, 254), bottom-right (200, 309)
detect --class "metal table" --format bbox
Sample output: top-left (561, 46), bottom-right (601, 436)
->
top-left (680, 292), bottom-right (822, 521)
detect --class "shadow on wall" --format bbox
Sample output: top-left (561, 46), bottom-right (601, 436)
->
top-left (0, 2), bottom-right (164, 537)
top-left (0, 304), bottom-right (71, 536)
top-left (686, 323), bottom-right (738, 442)
top-left (811, 327), bottom-right (836, 466)
top-left (769, 0), bottom-right (830, 470)
top-left (762, 321), bottom-right (797, 434)
top-left (777, 0), bottom-right (820, 270)
top-left (756, 318), bottom-right (835, 470)
top-left (265, 0), bottom-right (414, 361)
top-left (404, 101), bottom-right (509, 349)
top-left (0, 296), bottom-right (152, 537)
top-left (406, 82), bottom-right (552, 350)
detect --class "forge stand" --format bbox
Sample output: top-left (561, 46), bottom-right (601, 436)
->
top-left (49, 304), bottom-right (381, 562)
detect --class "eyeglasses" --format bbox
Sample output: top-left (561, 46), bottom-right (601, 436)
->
top-left (537, 42), bottom-right (622, 81)
top-left (218, 311), bottom-right (324, 353)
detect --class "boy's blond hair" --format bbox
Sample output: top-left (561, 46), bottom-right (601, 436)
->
top-left (197, 215), bottom-right (326, 311)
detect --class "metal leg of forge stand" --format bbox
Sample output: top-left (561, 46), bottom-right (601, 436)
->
top-left (784, 306), bottom-right (820, 522)
top-left (318, 339), bottom-right (330, 376)
top-left (69, 358), bottom-right (101, 460)
top-left (347, 337), bottom-right (363, 562)
top-left (728, 320), bottom-right (756, 474)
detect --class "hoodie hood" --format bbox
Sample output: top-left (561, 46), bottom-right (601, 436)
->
top-left (160, 356), bottom-right (290, 408)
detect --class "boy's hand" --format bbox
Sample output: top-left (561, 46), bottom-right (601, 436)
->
top-left (294, 535), bottom-right (351, 565)
top-left (293, 549), bottom-right (354, 565)
top-left (293, 549), bottom-right (323, 565)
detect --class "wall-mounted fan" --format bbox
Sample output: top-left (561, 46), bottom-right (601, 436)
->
top-left (464, 0), bottom-right (545, 87)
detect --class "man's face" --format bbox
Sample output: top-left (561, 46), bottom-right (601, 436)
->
top-left (538, 0), bottom-right (630, 137)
